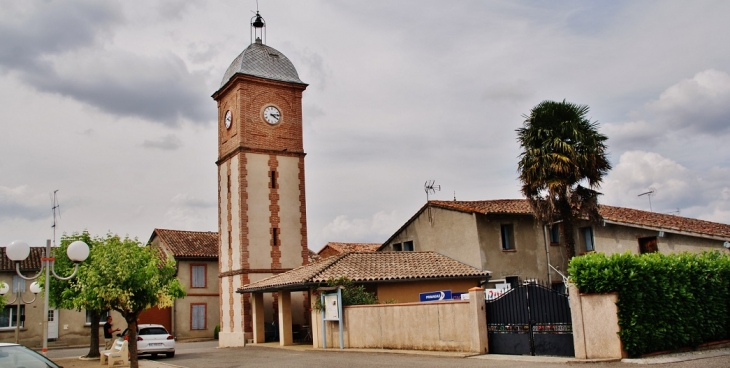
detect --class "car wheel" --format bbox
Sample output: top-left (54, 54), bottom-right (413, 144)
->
top-left (166, 352), bottom-right (175, 358)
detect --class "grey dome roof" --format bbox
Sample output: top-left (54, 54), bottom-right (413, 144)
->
top-left (220, 40), bottom-right (304, 88)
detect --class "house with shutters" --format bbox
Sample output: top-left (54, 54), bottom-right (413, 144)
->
top-left (380, 199), bottom-right (730, 291)
top-left (147, 229), bottom-right (219, 340)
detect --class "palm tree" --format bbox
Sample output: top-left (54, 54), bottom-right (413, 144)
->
top-left (517, 100), bottom-right (611, 259)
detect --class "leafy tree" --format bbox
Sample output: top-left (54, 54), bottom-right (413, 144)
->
top-left (517, 100), bottom-right (611, 259)
top-left (46, 231), bottom-right (104, 358)
top-left (52, 233), bottom-right (185, 368)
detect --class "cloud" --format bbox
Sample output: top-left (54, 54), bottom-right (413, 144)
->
top-left (161, 193), bottom-right (216, 231)
top-left (606, 69), bottom-right (730, 148)
top-left (602, 151), bottom-right (730, 224)
top-left (0, 1), bottom-right (122, 72)
top-left (320, 210), bottom-right (401, 245)
top-left (0, 1), bottom-right (212, 126)
top-left (0, 186), bottom-right (50, 221)
top-left (646, 69), bottom-right (730, 134)
top-left (141, 134), bottom-right (183, 151)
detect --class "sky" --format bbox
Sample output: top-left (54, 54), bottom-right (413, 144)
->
top-left (1, 0), bottom-right (729, 252)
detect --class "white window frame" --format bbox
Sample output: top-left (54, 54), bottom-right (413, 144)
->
top-left (0, 305), bottom-right (25, 330)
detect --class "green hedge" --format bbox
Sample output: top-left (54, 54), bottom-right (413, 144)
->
top-left (568, 251), bottom-right (730, 357)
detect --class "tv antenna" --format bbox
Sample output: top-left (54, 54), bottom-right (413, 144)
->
top-left (51, 190), bottom-right (61, 247)
top-left (424, 180), bottom-right (440, 202)
top-left (424, 181), bottom-right (441, 224)
top-left (638, 188), bottom-right (655, 212)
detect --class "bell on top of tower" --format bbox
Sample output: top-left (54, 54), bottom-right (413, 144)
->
top-left (250, 11), bottom-right (266, 44)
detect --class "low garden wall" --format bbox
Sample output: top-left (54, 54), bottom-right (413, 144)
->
top-left (311, 288), bottom-right (487, 353)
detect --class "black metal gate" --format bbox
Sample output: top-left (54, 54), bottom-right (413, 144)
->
top-left (485, 282), bottom-right (574, 356)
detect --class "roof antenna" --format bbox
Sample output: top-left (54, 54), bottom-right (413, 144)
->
top-left (51, 190), bottom-right (61, 247)
top-left (424, 180), bottom-right (440, 202)
top-left (424, 181), bottom-right (440, 224)
top-left (250, 1), bottom-right (266, 45)
top-left (638, 188), bottom-right (655, 212)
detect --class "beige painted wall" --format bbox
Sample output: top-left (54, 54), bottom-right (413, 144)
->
top-left (246, 153), bottom-right (273, 269)
top-left (477, 213), bottom-right (551, 283)
top-left (278, 156), bottom-right (303, 269)
top-left (376, 279), bottom-right (482, 304)
top-left (569, 283), bottom-right (625, 359)
top-left (311, 288), bottom-right (487, 353)
top-left (173, 259), bottom-right (219, 340)
top-left (593, 222), bottom-right (728, 256)
top-left (384, 208), bottom-right (482, 269)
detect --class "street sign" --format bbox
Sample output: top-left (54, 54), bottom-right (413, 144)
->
top-left (419, 290), bottom-right (452, 302)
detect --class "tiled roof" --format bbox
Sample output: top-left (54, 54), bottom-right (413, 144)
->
top-left (220, 40), bottom-right (305, 88)
top-left (308, 249), bottom-right (321, 263)
top-left (238, 251), bottom-right (490, 293)
top-left (318, 242), bottom-right (381, 255)
top-left (0, 247), bottom-right (43, 272)
top-left (151, 229), bottom-right (218, 259)
top-left (428, 199), bottom-right (730, 240)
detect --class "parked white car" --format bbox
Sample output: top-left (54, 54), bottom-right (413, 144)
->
top-left (126, 324), bottom-right (176, 358)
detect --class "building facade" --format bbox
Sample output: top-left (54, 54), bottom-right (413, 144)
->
top-left (381, 199), bottom-right (730, 290)
top-left (148, 229), bottom-right (219, 341)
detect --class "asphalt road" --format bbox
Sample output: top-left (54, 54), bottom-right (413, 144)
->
top-left (46, 340), bottom-right (730, 368)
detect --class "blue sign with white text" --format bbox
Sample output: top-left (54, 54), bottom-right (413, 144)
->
top-left (419, 290), bottom-right (452, 302)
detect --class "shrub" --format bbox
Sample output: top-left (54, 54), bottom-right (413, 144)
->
top-left (569, 251), bottom-right (730, 357)
top-left (312, 276), bottom-right (378, 311)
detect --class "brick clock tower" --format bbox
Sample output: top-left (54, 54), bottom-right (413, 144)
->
top-left (212, 12), bottom-right (309, 347)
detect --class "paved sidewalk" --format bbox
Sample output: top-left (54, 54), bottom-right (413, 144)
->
top-left (54, 357), bottom-right (183, 368)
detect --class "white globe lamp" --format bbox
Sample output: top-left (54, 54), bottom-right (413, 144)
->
top-left (30, 281), bottom-right (42, 294)
top-left (67, 241), bottom-right (90, 263)
top-left (6, 240), bottom-right (30, 262)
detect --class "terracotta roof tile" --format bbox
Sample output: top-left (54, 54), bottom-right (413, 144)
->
top-left (152, 229), bottom-right (218, 259)
top-left (429, 199), bottom-right (730, 239)
top-left (308, 250), bottom-right (321, 263)
top-left (238, 251), bottom-right (490, 293)
top-left (0, 247), bottom-right (43, 272)
top-left (318, 242), bottom-right (380, 255)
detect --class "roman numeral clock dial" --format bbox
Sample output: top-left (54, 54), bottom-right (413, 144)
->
top-left (263, 105), bottom-right (281, 125)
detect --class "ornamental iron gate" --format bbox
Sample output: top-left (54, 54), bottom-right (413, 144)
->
top-left (485, 281), bottom-right (574, 356)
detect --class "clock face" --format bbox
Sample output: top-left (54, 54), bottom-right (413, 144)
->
top-left (263, 106), bottom-right (281, 125)
top-left (224, 110), bottom-right (232, 129)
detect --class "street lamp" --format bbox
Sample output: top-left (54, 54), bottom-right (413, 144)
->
top-left (0, 280), bottom-right (41, 343)
top-left (5, 239), bottom-right (89, 355)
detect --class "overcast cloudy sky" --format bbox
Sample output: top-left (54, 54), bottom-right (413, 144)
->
top-left (1, 0), bottom-right (729, 251)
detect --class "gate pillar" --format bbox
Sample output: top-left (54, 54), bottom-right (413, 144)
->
top-left (468, 287), bottom-right (488, 354)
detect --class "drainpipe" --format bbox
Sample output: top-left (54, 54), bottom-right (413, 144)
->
top-left (542, 224), bottom-right (552, 284)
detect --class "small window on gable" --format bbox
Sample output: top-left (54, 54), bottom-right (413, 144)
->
top-left (403, 241), bottom-right (414, 251)
top-left (393, 243), bottom-right (402, 251)
top-left (581, 227), bottom-right (595, 252)
top-left (192, 264), bottom-right (206, 288)
top-left (501, 224), bottom-right (515, 251)
top-left (550, 224), bottom-right (560, 244)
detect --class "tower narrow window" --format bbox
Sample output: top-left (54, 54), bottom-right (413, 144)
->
top-left (270, 170), bottom-right (276, 188)
top-left (501, 224), bottom-right (515, 250)
top-left (272, 228), bottom-right (278, 246)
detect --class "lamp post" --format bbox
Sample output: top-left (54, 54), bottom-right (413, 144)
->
top-left (5, 239), bottom-right (89, 355)
top-left (0, 280), bottom-right (41, 343)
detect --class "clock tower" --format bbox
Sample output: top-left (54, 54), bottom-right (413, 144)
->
top-left (213, 12), bottom-right (309, 347)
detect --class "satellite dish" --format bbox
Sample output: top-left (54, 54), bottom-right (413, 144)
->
top-left (724, 241), bottom-right (730, 249)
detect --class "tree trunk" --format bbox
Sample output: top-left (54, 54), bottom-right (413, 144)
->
top-left (84, 311), bottom-right (101, 358)
top-left (562, 218), bottom-right (576, 260)
top-left (125, 314), bottom-right (139, 368)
